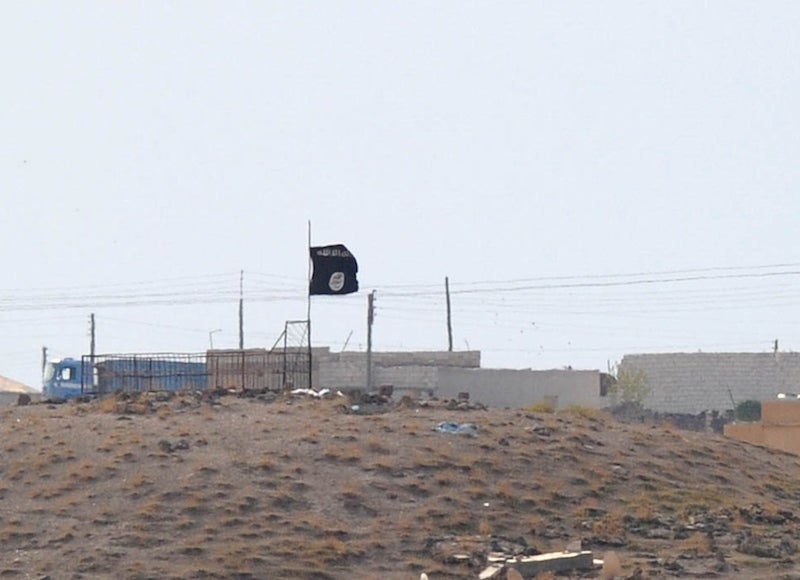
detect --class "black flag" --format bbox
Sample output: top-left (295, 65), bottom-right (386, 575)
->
top-left (309, 244), bottom-right (359, 295)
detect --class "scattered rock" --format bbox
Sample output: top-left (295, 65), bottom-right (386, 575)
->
top-left (737, 531), bottom-right (797, 558)
top-left (157, 438), bottom-right (190, 453)
top-left (529, 424), bottom-right (553, 437)
top-left (446, 398), bottom-right (487, 411)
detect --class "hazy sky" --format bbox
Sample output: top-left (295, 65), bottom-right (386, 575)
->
top-left (2, 2), bottom-right (799, 389)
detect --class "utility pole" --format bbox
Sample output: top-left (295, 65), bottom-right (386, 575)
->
top-left (89, 313), bottom-right (96, 362)
top-left (445, 276), bottom-right (453, 351)
top-left (238, 270), bottom-right (244, 350)
top-left (89, 313), bottom-right (96, 396)
top-left (366, 290), bottom-right (376, 391)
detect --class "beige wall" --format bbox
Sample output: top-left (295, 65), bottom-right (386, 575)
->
top-left (724, 400), bottom-right (800, 455)
top-left (761, 400), bottom-right (800, 423)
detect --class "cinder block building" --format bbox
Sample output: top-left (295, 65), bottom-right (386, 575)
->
top-left (618, 352), bottom-right (800, 414)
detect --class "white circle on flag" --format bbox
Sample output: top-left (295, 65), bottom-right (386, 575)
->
top-left (329, 272), bottom-right (345, 292)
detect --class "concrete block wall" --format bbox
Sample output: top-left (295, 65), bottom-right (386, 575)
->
top-left (374, 366), bottom-right (439, 393)
top-left (316, 350), bottom-right (480, 390)
top-left (324, 350), bottom-right (479, 368)
top-left (319, 360), bottom-right (366, 390)
top-left (436, 367), bottom-right (604, 409)
top-left (620, 353), bottom-right (800, 413)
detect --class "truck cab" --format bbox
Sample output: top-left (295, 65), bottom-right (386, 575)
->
top-left (42, 358), bottom-right (87, 399)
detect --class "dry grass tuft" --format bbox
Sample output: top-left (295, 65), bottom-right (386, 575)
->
top-left (525, 399), bottom-right (556, 414)
top-left (561, 405), bottom-right (610, 422)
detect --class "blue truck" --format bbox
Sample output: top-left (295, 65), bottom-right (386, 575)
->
top-left (42, 355), bottom-right (208, 400)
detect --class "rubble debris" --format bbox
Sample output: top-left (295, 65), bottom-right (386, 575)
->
top-left (434, 422), bottom-right (478, 436)
top-left (506, 550), bottom-right (594, 576)
top-left (737, 530), bottom-right (797, 559)
top-left (610, 401), bottom-right (735, 433)
top-left (738, 503), bottom-right (795, 525)
top-left (528, 423), bottom-right (554, 438)
top-left (290, 387), bottom-right (331, 398)
top-left (478, 564), bottom-right (503, 579)
top-left (444, 553), bottom-right (472, 565)
top-left (157, 438), bottom-right (190, 453)
top-left (478, 537), bottom-right (596, 579)
top-left (340, 387), bottom-right (397, 414)
top-left (445, 398), bottom-right (487, 411)
top-left (237, 389), bottom-right (279, 403)
top-left (348, 388), bottom-right (390, 403)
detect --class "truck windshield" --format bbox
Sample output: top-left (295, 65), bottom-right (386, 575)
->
top-left (43, 363), bottom-right (55, 382)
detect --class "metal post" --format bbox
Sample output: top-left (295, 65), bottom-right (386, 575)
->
top-left (283, 323), bottom-right (289, 388)
top-left (307, 221), bottom-right (313, 389)
top-left (445, 276), bottom-right (453, 351)
top-left (366, 291), bottom-right (375, 391)
top-left (239, 270), bottom-right (244, 350)
top-left (209, 329), bottom-right (221, 349)
top-left (89, 313), bottom-right (96, 365)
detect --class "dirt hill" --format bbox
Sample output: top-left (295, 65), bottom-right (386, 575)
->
top-left (1, 391), bottom-right (800, 579)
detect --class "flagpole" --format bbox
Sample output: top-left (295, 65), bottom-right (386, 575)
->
top-left (307, 220), bottom-right (313, 389)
